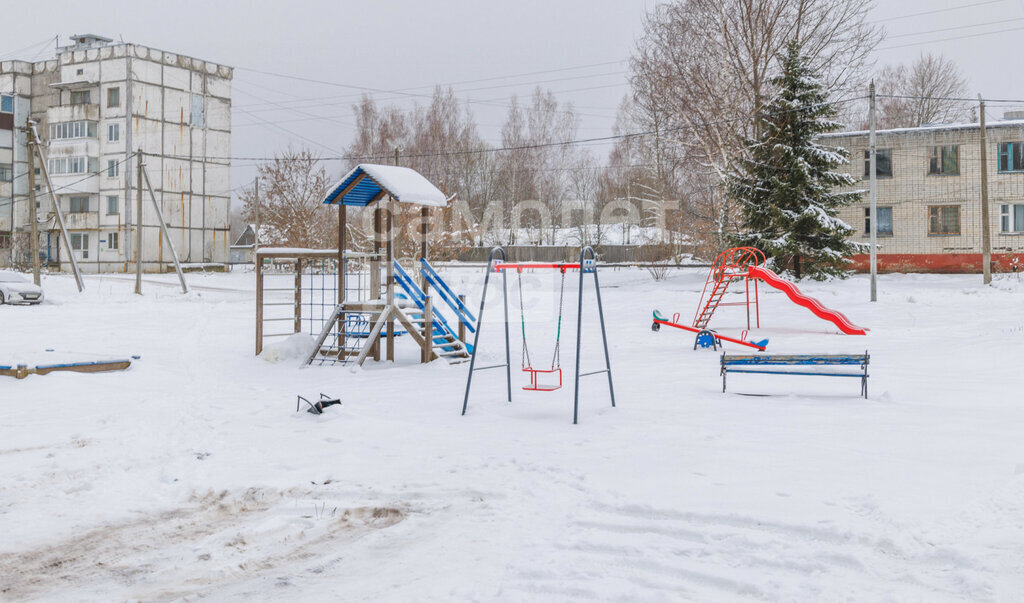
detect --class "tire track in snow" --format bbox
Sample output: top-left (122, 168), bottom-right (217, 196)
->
top-left (0, 487), bottom-right (406, 600)
top-left (502, 500), bottom-right (990, 600)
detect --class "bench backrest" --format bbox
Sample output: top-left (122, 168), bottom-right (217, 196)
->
top-left (722, 354), bottom-right (868, 367)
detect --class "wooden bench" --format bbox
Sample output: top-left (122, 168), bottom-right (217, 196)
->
top-left (721, 352), bottom-right (869, 398)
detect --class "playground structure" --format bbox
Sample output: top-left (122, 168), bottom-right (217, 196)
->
top-left (653, 246), bottom-right (867, 349)
top-left (462, 246), bottom-right (615, 425)
top-left (253, 163), bottom-right (479, 368)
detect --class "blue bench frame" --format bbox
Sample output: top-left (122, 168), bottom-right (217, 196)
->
top-left (720, 352), bottom-right (869, 398)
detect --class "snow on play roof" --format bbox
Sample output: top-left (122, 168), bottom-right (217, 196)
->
top-left (324, 164), bottom-right (449, 207)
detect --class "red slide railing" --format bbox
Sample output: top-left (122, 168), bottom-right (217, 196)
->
top-left (747, 265), bottom-right (867, 335)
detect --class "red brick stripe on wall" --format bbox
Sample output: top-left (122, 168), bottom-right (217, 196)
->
top-left (849, 254), bottom-right (1024, 273)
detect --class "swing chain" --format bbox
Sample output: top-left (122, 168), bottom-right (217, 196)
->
top-left (551, 268), bottom-right (566, 370)
top-left (517, 269), bottom-right (532, 370)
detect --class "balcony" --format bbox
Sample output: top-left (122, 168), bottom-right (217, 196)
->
top-left (63, 211), bottom-right (98, 230)
top-left (46, 104), bottom-right (100, 124)
top-left (48, 172), bottom-right (99, 196)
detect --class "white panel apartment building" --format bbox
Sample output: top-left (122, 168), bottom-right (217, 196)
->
top-left (824, 115), bottom-right (1024, 273)
top-left (0, 34), bottom-right (231, 272)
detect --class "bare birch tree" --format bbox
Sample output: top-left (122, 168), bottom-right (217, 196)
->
top-left (239, 148), bottom-right (335, 248)
top-left (629, 0), bottom-right (884, 255)
top-left (874, 53), bottom-right (970, 129)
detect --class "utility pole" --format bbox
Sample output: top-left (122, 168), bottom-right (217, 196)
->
top-left (25, 120), bottom-right (40, 286)
top-left (135, 150), bottom-right (143, 295)
top-left (868, 81), bottom-right (878, 302)
top-left (30, 122), bottom-right (84, 292)
top-left (978, 95), bottom-right (992, 285)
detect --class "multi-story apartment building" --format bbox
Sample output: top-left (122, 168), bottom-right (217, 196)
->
top-left (825, 115), bottom-right (1024, 273)
top-left (0, 34), bottom-right (231, 272)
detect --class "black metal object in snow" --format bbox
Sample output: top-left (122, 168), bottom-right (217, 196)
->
top-left (462, 246), bottom-right (616, 425)
top-left (297, 393), bottom-right (343, 415)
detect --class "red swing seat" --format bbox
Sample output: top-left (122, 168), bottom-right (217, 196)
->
top-left (522, 366), bottom-right (563, 391)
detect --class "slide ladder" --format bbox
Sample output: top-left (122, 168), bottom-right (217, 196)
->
top-left (693, 247), bottom-right (765, 328)
top-left (746, 265), bottom-right (867, 335)
top-left (393, 261), bottom-right (472, 362)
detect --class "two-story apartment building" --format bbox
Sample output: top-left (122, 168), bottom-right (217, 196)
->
top-left (0, 34), bottom-right (231, 273)
top-left (824, 115), bottom-right (1024, 273)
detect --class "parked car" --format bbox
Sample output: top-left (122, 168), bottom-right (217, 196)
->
top-left (0, 271), bottom-right (45, 305)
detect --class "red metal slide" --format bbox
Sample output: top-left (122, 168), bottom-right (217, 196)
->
top-left (746, 265), bottom-right (868, 335)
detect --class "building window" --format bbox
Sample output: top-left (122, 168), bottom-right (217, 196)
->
top-left (107, 232), bottom-right (119, 251)
top-left (76, 68), bottom-right (84, 76)
top-left (50, 120), bottom-right (97, 140)
top-left (1001, 204), bottom-right (1024, 233)
top-left (107, 160), bottom-right (119, 178)
top-left (863, 149), bottom-right (892, 178)
top-left (108, 123), bottom-right (120, 142)
top-left (929, 146), bottom-right (959, 175)
top-left (998, 142), bottom-right (1024, 173)
top-left (190, 94), bottom-right (205, 127)
top-left (929, 205), bottom-right (960, 235)
top-left (71, 233), bottom-right (89, 258)
top-left (107, 195), bottom-right (118, 215)
top-left (48, 156), bottom-right (90, 175)
top-left (0, 231), bottom-right (10, 250)
top-left (107, 87), bottom-right (120, 108)
top-left (864, 207), bottom-right (893, 236)
top-left (70, 90), bottom-right (92, 105)
top-left (69, 196), bottom-right (90, 213)
top-left (0, 163), bottom-right (12, 182)
top-left (0, 94), bottom-right (13, 113)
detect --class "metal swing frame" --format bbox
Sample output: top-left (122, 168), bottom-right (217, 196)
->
top-left (461, 246), bottom-right (616, 424)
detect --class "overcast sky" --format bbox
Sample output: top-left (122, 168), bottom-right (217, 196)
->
top-left (7, 0), bottom-right (1024, 197)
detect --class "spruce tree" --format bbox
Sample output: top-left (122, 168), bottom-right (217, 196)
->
top-left (728, 40), bottom-right (863, 280)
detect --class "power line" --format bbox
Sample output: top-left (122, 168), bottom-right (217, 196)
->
top-left (879, 24), bottom-right (1024, 50)
top-left (885, 17), bottom-right (1024, 40)
top-left (170, 95), bottom-right (870, 164)
top-left (233, 66), bottom-right (627, 113)
top-left (871, 0), bottom-right (1005, 23)
top-left (0, 37), bottom-right (54, 61)
top-left (234, 65), bottom-right (622, 121)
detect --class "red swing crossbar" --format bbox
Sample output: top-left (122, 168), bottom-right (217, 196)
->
top-left (494, 262), bottom-right (580, 272)
top-left (523, 367), bottom-right (563, 391)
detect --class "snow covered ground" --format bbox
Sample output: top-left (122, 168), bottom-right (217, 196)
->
top-left (2, 266), bottom-right (1024, 601)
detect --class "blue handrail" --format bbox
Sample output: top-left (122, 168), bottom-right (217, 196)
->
top-left (392, 261), bottom-right (471, 354)
top-left (419, 258), bottom-right (477, 332)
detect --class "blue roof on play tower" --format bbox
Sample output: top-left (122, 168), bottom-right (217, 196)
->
top-left (324, 164), bottom-right (450, 207)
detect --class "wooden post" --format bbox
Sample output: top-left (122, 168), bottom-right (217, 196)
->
top-left (422, 296), bottom-right (433, 363)
top-left (338, 204), bottom-right (346, 303)
top-left (371, 206), bottom-right (382, 361)
top-left (255, 252), bottom-right (264, 355)
top-left (26, 120), bottom-right (40, 286)
top-left (135, 151), bottom-right (143, 294)
top-left (386, 197), bottom-right (395, 362)
top-left (420, 206), bottom-right (429, 291)
top-left (337, 203), bottom-right (346, 354)
top-left (294, 258), bottom-right (303, 334)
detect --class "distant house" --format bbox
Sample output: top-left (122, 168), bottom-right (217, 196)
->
top-left (230, 224), bottom-right (256, 264)
top-left (824, 114), bottom-right (1024, 273)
